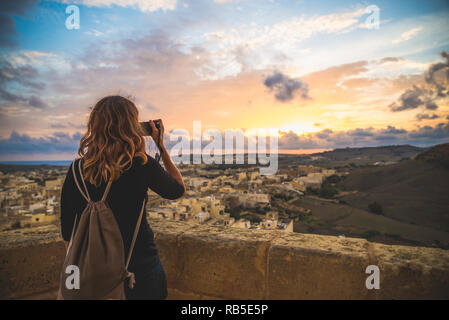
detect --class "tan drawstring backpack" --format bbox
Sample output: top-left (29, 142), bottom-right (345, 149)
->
top-left (57, 158), bottom-right (146, 300)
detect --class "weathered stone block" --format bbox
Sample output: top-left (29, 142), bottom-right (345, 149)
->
top-left (268, 233), bottom-right (371, 299)
top-left (0, 241), bottom-right (65, 299)
top-left (174, 224), bottom-right (279, 299)
top-left (374, 243), bottom-right (449, 299)
top-left (151, 218), bottom-right (197, 289)
top-left (2, 220), bottom-right (449, 300)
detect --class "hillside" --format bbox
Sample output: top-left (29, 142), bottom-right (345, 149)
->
top-left (415, 143), bottom-right (449, 168)
top-left (338, 144), bottom-right (449, 234)
top-left (314, 145), bottom-right (424, 165)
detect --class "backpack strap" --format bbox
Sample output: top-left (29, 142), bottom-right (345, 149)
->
top-left (72, 159), bottom-right (90, 202)
top-left (124, 196), bottom-right (147, 289)
top-left (101, 179), bottom-right (113, 202)
top-left (125, 197), bottom-right (147, 269)
top-left (78, 159), bottom-right (92, 201)
top-left (66, 214), bottom-right (78, 255)
top-left (73, 158), bottom-right (113, 203)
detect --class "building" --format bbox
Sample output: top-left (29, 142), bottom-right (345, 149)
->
top-left (298, 165), bottom-right (321, 177)
top-left (231, 218), bottom-right (251, 229)
top-left (322, 169), bottom-right (336, 177)
top-left (194, 211), bottom-right (210, 224)
top-left (278, 220), bottom-right (294, 233)
top-left (45, 179), bottom-right (63, 189)
top-left (244, 193), bottom-right (270, 204)
top-left (249, 171), bottom-right (259, 180)
top-left (26, 213), bottom-right (58, 226)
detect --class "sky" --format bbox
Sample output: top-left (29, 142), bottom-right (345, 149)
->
top-left (0, 0), bottom-right (449, 160)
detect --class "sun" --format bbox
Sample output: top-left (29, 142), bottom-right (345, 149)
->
top-left (280, 123), bottom-right (322, 135)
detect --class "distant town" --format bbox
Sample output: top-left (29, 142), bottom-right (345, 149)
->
top-left (1, 144), bottom-right (448, 250)
top-left (0, 155), bottom-right (341, 234)
top-left (147, 163), bottom-right (337, 232)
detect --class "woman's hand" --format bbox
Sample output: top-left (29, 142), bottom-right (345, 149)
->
top-left (149, 119), bottom-right (184, 190)
top-left (148, 119), bottom-right (186, 191)
top-left (148, 119), bottom-right (165, 148)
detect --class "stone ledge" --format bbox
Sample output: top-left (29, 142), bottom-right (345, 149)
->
top-left (1, 218), bottom-right (449, 299)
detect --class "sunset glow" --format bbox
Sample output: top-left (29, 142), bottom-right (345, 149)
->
top-left (0, 0), bottom-right (448, 160)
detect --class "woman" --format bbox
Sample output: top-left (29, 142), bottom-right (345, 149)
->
top-left (60, 95), bottom-right (185, 300)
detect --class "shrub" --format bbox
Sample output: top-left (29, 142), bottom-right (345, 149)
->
top-left (306, 187), bottom-right (318, 195)
top-left (241, 213), bottom-right (262, 223)
top-left (230, 206), bottom-right (243, 219)
top-left (11, 220), bottom-right (21, 229)
top-left (318, 184), bottom-right (338, 198)
top-left (362, 230), bottom-right (381, 239)
top-left (324, 174), bottom-right (341, 184)
top-left (368, 201), bottom-right (383, 215)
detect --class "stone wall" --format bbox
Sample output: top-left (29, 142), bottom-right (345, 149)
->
top-left (1, 219), bottom-right (449, 299)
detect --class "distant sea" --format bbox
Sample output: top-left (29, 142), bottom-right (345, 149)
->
top-left (0, 149), bottom-right (330, 166)
top-left (0, 160), bottom-right (72, 166)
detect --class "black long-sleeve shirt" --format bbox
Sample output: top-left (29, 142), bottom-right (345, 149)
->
top-left (60, 154), bottom-right (184, 267)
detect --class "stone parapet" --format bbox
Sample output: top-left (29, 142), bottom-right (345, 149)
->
top-left (1, 219), bottom-right (448, 299)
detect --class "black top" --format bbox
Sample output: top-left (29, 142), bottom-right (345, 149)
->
top-left (60, 154), bottom-right (184, 267)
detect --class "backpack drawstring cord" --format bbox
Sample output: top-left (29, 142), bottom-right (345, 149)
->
top-left (126, 271), bottom-right (136, 289)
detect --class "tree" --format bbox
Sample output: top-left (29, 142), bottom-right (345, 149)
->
top-left (230, 206), bottom-right (242, 219)
top-left (319, 184), bottom-right (338, 198)
top-left (11, 220), bottom-right (21, 229)
top-left (324, 174), bottom-right (341, 184)
top-left (306, 187), bottom-right (318, 195)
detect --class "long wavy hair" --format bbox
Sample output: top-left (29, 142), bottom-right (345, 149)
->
top-left (78, 95), bottom-right (148, 186)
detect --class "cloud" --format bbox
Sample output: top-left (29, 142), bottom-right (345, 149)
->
top-left (2, 120), bottom-right (449, 157)
top-left (416, 113), bottom-right (440, 121)
top-left (50, 123), bottom-right (67, 129)
top-left (278, 122), bottom-right (449, 149)
top-left (198, 7), bottom-right (368, 78)
top-left (145, 103), bottom-right (159, 111)
top-left (0, 55), bottom-right (47, 111)
top-left (50, 122), bottom-right (85, 130)
top-left (425, 51), bottom-right (449, 97)
top-left (1, 7), bottom-right (447, 152)
top-left (390, 51), bottom-right (449, 112)
top-left (0, 131), bottom-right (81, 155)
top-left (392, 26), bottom-right (423, 44)
top-left (390, 85), bottom-right (427, 111)
top-left (0, 0), bottom-right (39, 48)
top-left (84, 29), bottom-right (105, 37)
top-left (0, 28), bottom-right (230, 138)
top-left (425, 101), bottom-right (438, 110)
top-left (69, 0), bottom-right (178, 12)
top-left (214, 0), bottom-right (240, 3)
top-left (347, 128), bottom-right (374, 137)
top-left (381, 126), bottom-right (408, 135)
top-left (28, 95), bottom-right (48, 109)
top-left (264, 71), bottom-right (309, 102)
top-left (379, 57), bottom-right (404, 63)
